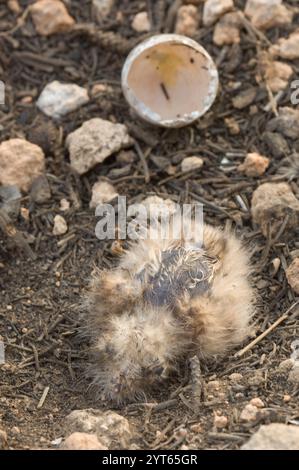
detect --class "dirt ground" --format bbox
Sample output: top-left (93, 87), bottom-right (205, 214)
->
top-left (0, 0), bottom-right (298, 450)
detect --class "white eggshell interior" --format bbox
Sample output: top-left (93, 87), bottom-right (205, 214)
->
top-left (122, 36), bottom-right (218, 127)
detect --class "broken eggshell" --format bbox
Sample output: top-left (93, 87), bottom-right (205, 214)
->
top-left (121, 34), bottom-right (219, 128)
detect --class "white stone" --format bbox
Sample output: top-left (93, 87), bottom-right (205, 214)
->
top-left (60, 199), bottom-right (70, 212)
top-left (181, 156), bottom-right (204, 172)
top-left (175, 5), bottom-right (200, 36)
top-left (270, 31), bottom-right (299, 60)
top-left (65, 409), bottom-right (132, 449)
top-left (30, 0), bottom-right (75, 36)
top-left (61, 432), bottom-right (107, 450)
top-left (213, 11), bottom-right (241, 46)
top-left (53, 215), bottom-right (68, 236)
top-left (37, 81), bottom-right (89, 119)
top-left (92, 0), bottom-right (114, 22)
top-left (203, 0), bottom-right (234, 26)
top-left (241, 424), bottom-right (299, 450)
top-left (90, 181), bottom-right (118, 208)
top-left (131, 12), bottom-right (151, 33)
top-left (0, 139), bottom-right (45, 192)
top-left (66, 118), bottom-right (131, 175)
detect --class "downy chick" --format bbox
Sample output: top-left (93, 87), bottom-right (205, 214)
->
top-left (85, 221), bottom-right (254, 404)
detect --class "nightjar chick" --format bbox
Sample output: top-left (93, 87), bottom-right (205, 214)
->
top-left (85, 220), bottom-right (254, 404)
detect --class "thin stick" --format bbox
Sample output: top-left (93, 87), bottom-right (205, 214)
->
top-left (37, 386), bottom-right (50, 409)
top-left (134, 141), bottom-right (150, 183)
top-left (235, 301), bottom-right (299, 358)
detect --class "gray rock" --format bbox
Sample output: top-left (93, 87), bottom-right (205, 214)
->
top-left (30, 175), bottom-right (51, 204)
top-left (37, 81), bottom-right (89, 119)
top-left (242, 424), bottom-right (299, 450)
top-left (267, 107), bottom-right (299, 140)
top-left (0, 185), bottom-right (21, 217)
top-left (66, 118), bottom-right (131, 175)
top-left (251, 182), bottom-right (299, 237)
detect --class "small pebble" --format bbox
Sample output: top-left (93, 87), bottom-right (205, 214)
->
top-left (175, 5), bottom-right (200, 36)
top-left (203, 0), bottom-right (234, 26)
top-left (53, 215), bottom-right (68, 236)
top-left (131, 12), bottom-right (151, 33)
top-left (181, 156), bottom-right (204, 173)
top-left (30, 0), bottom-right (75, 36)
top-left (214, 415), bottom-right (228, 429)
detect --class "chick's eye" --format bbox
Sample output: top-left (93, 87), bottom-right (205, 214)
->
top-left (152, 366), bottom-right (164, 376)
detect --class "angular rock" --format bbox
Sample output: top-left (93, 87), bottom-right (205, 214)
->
top-left (263, 60), bottom-right (293, 93)
top-left (203, 0), bottom-right (234, 27)
top-left (267, 107), bottom-right (299, 140)
top-left (53, 215), bottom-right (68, 236)
top-left (232, 88), bottom-right (257, 109)
top-left (66, 118), bottom-right (131, 175)
top-left (286, 258), bottom-right (299, 294)
top-left (90, 180), bottom-right (118, 208)
top-left (131, 12), bottom-right (151, 33)
top-left (262, 132), bottom-right (289, 158)
top-left (270, 31), bottom-right (299, 60)
top-left (238, 152), bottom-right (270, 177)
top-left (240, 404), bottom-right (261, 423)
top-left (61, 432), bottom-right (107, 450)
top-left (214, 415), bottom-right (228, 429)
top-left (250, 398), bottom-right (265, 408)
top-left (30, 175), bottom-right (51, 204)
top-left (37, 81), bottom-right (89, 120)
top-left (241, 424), bottom-right (299, 450)
top-left (229, 373), bottom-right (243, 383)
top-left (65, 409), bottom-right (132, 449)
top-left (245, 0), bottom-right (293, 30)
top-left (213, 11), bottom-right (241, 46)
top-left (251, 182), bottom-right (299, 237)
top-left (0, 185), bottom-right (21, 218)
top-left (0, 139), bottom-right (45, 192)
top-left (181, 156), bottom-right (204, 173)
top-left (175, 5), bottom-right (200, 36)
top-left (30, 0), bottom-right (75, 36)
top-left (92, 0), bottom-right (114, 22)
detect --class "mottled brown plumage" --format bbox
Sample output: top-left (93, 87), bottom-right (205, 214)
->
top-left (85, 222), bottom-right (254, 404)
